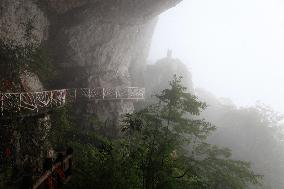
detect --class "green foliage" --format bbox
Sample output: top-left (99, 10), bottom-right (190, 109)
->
top-left (49, 106), bottom-right (128, 189)
top-left (51, 76), bottom-right (262, 189)
top-left (119, 75), bottom-right (262, 189)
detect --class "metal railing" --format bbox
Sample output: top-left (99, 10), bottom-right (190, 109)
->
top-left (69, 87), bottom-right (145, 100)
top-left (0, 87), bottom-right (145, 116)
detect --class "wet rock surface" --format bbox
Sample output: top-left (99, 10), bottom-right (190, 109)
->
top-left (0, 0), bottom-right (182, 121)
top-left (0, 0), bottom-right (182, 169)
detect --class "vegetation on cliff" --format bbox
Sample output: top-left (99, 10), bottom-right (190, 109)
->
top-left (50, 76), bottom-right (262, 189)
top-left (144, 56), bottom-right (284, 189)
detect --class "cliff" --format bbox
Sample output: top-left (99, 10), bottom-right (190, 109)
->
top-left (0, 0), bottom-right (183, 178)
top-left (0, 0), bottom-right (182, 123)
top-left (144, 51), bottom-right (194, 103)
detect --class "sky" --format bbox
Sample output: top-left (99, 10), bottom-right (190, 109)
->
top-left (148, 0), bottom-right (284, 113)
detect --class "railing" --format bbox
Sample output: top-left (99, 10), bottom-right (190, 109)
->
top-left (0, 89), bottom-right (67, 116)
top-left (0, 87), bottom-right (145, 116)
top-left (22, 148), bottom-right (73, 189)
top-left (69, 87), bottom-right (145, 100)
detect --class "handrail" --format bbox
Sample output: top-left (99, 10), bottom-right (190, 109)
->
top-left (20, 148), bottom-right (73, 189)
top-left (0, 87), bottom-right (145, 116)
top-left (32, 154), bottom-right (73, 189)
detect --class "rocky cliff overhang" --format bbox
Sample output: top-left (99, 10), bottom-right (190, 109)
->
top-left (0, 0), bottom-right (183, 177)
top-left (42, 0), bottom-right (183, 87)
top-left (46, 0), bottom-right (182, 23)
top-left (0, 0), bottom-right (183, 123)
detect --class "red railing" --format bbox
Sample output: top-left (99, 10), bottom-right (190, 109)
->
top-left (21, 148), bottom-right (73, 189)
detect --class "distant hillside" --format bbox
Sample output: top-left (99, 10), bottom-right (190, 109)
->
top-left (144, 55), bottom-right (284, 189)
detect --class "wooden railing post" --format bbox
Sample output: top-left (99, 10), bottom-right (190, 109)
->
top-left (32, 149), bottom-right (73, 189)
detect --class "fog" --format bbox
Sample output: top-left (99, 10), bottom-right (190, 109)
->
top-left (149, 0), bottom-right (284, 113)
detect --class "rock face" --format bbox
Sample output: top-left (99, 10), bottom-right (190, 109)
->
top-left (0, 0), bottom-right (183, 122)
top-left (0, 0), bottom-right (183, 181)
top-left (20, 70), bottom-right (44, 91)
top-left (0, 0), bottom-right (49, 45)
top-left (144, 51), bottom-right (194, 102)
top-left (44, 0), bottom-right (182, 126)
top-left (45, 0), bottom-right (182, 88)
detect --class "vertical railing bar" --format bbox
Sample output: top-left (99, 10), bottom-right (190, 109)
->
top-left (88, 88), bottom-right (91, 100)
top-left (59, 90), bottom-right (61, 106)
top-left (51, 91), bottom-right (53, 108)
top-left (102, 88), bottom-right (105, 100)
top-left (19, 93), bottom-right (22, 112)
top-left (35, 92), bottom-right (39, 113)
top-left (1, 94), bottom-right (3, 116)
top-left (63, 89), bottom-right (66, 105)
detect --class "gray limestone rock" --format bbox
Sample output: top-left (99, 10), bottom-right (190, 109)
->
top-left (0, 0), bottom-right (182, 122)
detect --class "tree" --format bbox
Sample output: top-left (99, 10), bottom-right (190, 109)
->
top-left (121, 75), bottom-right (262, 189)
top-left (53, 76), bottom-right (262, 189)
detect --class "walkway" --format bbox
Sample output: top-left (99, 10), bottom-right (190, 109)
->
top-left (0, 87), bottom-right (145, 116)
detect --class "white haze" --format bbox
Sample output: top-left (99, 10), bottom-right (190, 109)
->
top-left (149, 0), bottom-right (284, 113)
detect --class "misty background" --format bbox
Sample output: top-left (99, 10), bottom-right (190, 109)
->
top-left (149, 0), bottom-right (284, 114)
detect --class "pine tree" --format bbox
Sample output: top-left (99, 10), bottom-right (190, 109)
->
top-left (122, 75), bottom-right (262, 189)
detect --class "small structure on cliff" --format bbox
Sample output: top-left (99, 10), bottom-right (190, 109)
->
top-left (144, 50), bottom-right (194, 102)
